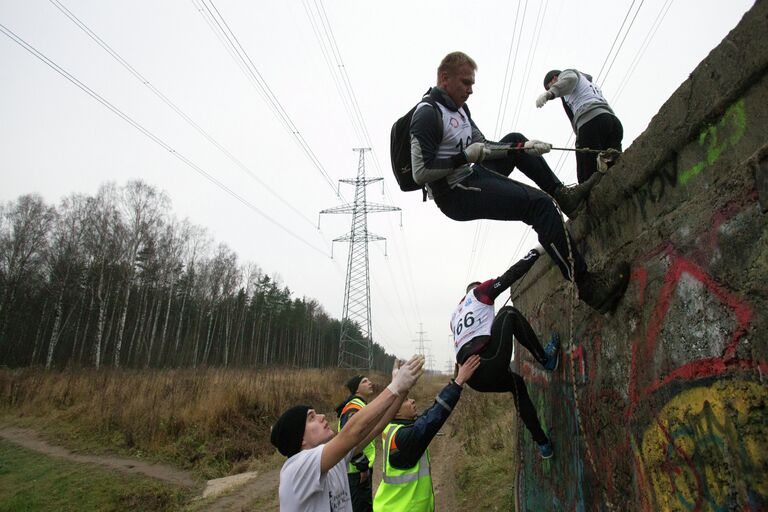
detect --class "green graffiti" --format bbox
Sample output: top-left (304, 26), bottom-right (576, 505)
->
top-left (679, 99), bottom-right (746, 185)
top-left (535, 392), bottom-right (551, 474)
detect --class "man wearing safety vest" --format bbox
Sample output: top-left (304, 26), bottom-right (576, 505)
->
top-left (335, 375), bottom-right (377, 512)
top-left (373, 355), bottom-right (481, 511)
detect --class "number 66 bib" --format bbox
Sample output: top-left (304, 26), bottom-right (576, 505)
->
top-left (450, 290), bottom-right (494, 355)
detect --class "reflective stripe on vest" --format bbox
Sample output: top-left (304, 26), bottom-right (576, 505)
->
top-left (373, 423), bottom-right (435, 512)
top-left (337, 397), bottom-right (376, 472)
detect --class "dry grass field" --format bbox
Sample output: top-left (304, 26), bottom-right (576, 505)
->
top-left (0, 366), bottom-right (520, 511)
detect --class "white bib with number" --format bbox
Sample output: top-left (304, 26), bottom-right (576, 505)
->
top-left (451, 290), bottom-right (494, 356)
top-left (563, 71), bottom-right (608, 119)
top-left (428, 102), bottom-right (473, 158)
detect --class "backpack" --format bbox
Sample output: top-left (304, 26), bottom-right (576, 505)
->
top-left (389, 90), bottom-right (436, 192)
top-left (390, 90), bottom-right (471, 194)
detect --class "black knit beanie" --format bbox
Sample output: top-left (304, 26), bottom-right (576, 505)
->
top-left (346, 375), bottom-right (364, 394)
top-left (544, 69), bottom-right (561, 89)
top-left (270, 405), bottom-right (311, 457)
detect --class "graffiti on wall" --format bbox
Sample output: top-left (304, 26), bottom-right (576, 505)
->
top-left (679, 100), bottom-right (747, 185)
top-left (635, 380), bottom-right (767, 511)
top-left (513, 193), bottom-right (767, 511)
top-left (585, 98), bottom-right (749, 235)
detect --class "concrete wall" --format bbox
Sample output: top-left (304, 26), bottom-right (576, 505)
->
top-left (509, 2), bottom-right (768, 510)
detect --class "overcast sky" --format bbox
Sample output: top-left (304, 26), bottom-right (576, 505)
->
top-left (1, 0), bottom-right (755, 370)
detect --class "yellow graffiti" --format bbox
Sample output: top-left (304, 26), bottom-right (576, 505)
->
top-left (637, 380), bottom-right (767, 511)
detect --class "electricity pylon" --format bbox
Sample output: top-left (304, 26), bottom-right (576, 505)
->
top-left (319, 148), bottom-right (400, 370)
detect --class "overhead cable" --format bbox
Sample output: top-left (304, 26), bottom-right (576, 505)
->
top-left (0, 22), bottom-right (330, 258)
top-left (49, 0), bottom-right (319, 230)
top-left (192, 0), bottom-right (340, 197)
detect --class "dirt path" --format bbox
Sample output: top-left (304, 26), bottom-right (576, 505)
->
top-left (0, 425), bottom-right (285, 511)
top-left (429, 425), bottom-right (461, 511)
top-left (197, 468), bottom-right (280, 512)
top-left (0, 426), bottom-right (199, 488)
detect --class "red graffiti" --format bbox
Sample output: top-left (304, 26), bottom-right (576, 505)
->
top-left (627, 245), bottom-right (753, 418)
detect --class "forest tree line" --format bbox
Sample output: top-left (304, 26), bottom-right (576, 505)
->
top-left (0, 180), bottom-right (393, 370)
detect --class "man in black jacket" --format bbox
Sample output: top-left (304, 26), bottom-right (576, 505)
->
top-left (411, 51), bottom-right (629, 314)
top-left (451, 248), bottom-right (560, 458)
top-left (373, 355), bottom-right (481, 511)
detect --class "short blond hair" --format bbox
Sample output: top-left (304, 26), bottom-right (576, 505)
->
top-left (437, 51), bottom-right (477, 82)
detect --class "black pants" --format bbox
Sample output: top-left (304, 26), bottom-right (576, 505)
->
top-left (465, 306), bottom-right (548, 444)
top-left (435, 133), bottom-right (587, 280)
top-left (575, 113), bottom-right (623, 183)
top-left (348, 471), bottom-right (372, 512)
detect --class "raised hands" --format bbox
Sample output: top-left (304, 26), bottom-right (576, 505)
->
top-left (387, 354), bottom-right (425, 396)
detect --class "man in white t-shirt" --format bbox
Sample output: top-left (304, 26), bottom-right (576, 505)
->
top-left (271, 355), bottom-right (425, 511)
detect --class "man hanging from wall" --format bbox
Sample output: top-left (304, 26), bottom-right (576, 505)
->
top-left (373, 355), bottom-right (482, 511)
top-left (410, 51), bottom-right (629, 314)
top-left (535, 69), bottom-right (623, 184)
top-left (450, 248), bottom-right (560, 458)
top-left (335, 375), bottom-right (377, 512)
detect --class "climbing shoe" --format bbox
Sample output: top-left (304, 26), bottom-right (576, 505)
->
top-left (543, 333), bottom-right (561, 371)
top-left (576, 262), bottom-right (631, 314)
top-left (538, 437), bottom-right (554, 459)
top-left (552, 171), bottom-right (603, 218)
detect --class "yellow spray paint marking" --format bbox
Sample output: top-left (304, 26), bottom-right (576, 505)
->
top-left (638, 380), bottom-right (767, 511)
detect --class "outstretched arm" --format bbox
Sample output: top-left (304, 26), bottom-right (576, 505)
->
top-left (389, 356), bottom-right (481, 469)
top-left (320, 355), bottom-right (424, 473)
top-left (474, 248), bottom-right (541, 303)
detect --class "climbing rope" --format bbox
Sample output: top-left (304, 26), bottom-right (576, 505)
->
top-left (555, 197), bottom-right (615, 511)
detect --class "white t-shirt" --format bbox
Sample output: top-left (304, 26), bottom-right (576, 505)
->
top-left (278, 444), bottom-right (353, 512)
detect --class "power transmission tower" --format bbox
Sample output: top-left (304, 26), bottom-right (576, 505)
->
top-left (412, 323), bottom-right (430, 356)
top-left (319, 148), bottom-right (400, 370)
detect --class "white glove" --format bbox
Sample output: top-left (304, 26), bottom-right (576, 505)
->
top-left (524, 140), bottom-right (552, 156)
top-left (596, 152), bottom-right (610, 174)
top-left (536, 92), bottom-right (551, 108)
top-left (391, 358), bottom-right (402, 380)
top-left (464, 142), bottom-right (490, 163)
top-left (386, 354), bottom-right (424, 396)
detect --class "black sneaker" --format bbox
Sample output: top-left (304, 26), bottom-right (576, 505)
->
top-left (552, 172), bottom-right (603, 217)
top-left (577, 262), bottom-right (631, 314)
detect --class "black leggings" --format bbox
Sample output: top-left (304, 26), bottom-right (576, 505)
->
top-left (466, 306), bottom-right (548, 444)
top-left (575, 113), bottom-right (623, 183)
top-left (434, 133), bottom-right (587, 281)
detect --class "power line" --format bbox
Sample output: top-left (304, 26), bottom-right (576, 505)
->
top-left (506, 0), bottom-right (647, 266)
top-left (0, 22), bottom-right (330, 258)
top-left (595, 0), bottom-right (639, 85)
top-left (494, 0), bottom-right (527, 139)
top-left (48, 0), bottom-right (319, 231)
top-left (598, 0), bottom-right (647, 89)
top-left (302, 1), bottom-right (424, 327)
top-left (613, 0), bottom-right (675, 103)
top-left (192, 0), bottom-right (340, 197)
top-left (467, 0), bottom-right (548, 279)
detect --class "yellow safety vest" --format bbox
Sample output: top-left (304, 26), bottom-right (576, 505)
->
top-left (373, 422), bottom-right (434, 512)
top-left (338, 396), bottom-right (376, 473)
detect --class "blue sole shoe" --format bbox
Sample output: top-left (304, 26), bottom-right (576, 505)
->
top-left (539, 437), bottom-right (554, 459)
top-left (543, 333), bottom-right (561, 371)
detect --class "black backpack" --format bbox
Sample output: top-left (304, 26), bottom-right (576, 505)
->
top-left (390, 91), bottom-right (471, 194)
top-left (390, 91), bottom-right (436, 192)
